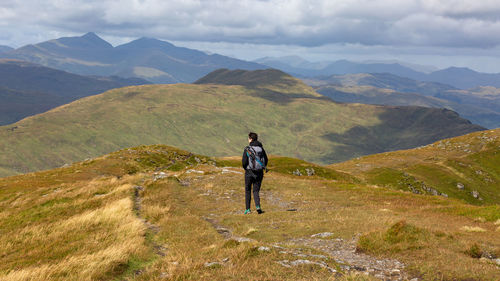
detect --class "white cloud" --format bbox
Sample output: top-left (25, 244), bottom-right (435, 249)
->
top-left (1, 0), bottom-right (500, 50)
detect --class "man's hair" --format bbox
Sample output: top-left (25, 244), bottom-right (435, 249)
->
top-left (248, 132), bottom-right (258, 141)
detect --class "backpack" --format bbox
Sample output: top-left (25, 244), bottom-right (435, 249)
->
top-left (245, 145), bottom-right (266, 171)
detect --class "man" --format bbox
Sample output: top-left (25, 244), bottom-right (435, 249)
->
top-left (242, 132), bottom-right (268, 214)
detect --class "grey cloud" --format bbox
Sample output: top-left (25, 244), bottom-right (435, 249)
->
top-left (1, 0), bottom-right (500, 48)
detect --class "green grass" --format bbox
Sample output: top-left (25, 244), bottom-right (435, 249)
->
top-left (334, 129), bottom-right (500, 205)
top-left (0, 72), bottom-right (483, 177)
top-left (357, 221), bottom-right (429, 254)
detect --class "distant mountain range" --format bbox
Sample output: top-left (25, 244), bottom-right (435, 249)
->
top-left (308, 73), bottom-right (500, 129)
top-left (0, 32), bottom-right (266, 83)
top-left (256, 56), bottom-right (500, 89)
top-left (0, 45), bottom-right (12, 53)
top-left (0, 59), bottom-right (149, 125)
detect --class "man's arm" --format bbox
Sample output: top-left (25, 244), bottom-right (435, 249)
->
top-left (242, 149), bottom-right (248, 169)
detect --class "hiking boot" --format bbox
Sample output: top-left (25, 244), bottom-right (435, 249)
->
top-left (244, 209), bottom-right (251, 214)
top-left (256, 208), bottom-right (264, 214)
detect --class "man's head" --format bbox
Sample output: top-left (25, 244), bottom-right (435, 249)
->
top-left (248, 132), bottom-right (258, 143)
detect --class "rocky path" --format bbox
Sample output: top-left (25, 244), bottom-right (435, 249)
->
top-left (281, 235), bottom-right (410, 280)
top-left (196, 171), bottom-right (412, 280)
top-left (151, 165), bottom-right (415, 280)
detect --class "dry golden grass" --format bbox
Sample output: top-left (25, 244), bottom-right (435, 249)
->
top-left (0, 171), bottom-right (149, 281)
top-left (461, 226), bottom-right (487, 232)
top-left (0, 145), bottom-right (499, 280)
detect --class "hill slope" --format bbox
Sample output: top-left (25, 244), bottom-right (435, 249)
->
top-left (0, 69), bottom-right (484, 177)
top-left (0, 59), bottom-right (150, 125)
top-left (330, 129), bottom-right (500, 205)
top-left (309, 73), bottom-right (500, 129)
top-left (0, 145), bottom-right (498, 280)
top-left (1, 32), bottom-right (265, 83)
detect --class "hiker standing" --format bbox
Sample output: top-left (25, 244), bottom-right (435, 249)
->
top-left (242, 132), bottom-right (268, 214)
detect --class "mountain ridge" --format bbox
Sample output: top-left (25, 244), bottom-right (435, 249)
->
top-left (257, 56), bottom-right (500, 89)
top-left (0, 45), bottom-right (12, 53)
top-left (1, 33), bottom-right (266, 83)
top-left (0, 59), bottom-right (150, 125)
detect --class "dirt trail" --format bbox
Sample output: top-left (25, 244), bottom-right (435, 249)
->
top-left (170, 166), bottom-right (414, 280)
top-left (197, 176), bottom-right (410, 280)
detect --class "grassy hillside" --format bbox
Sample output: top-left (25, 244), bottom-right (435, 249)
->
top-left (0, 70), bottom-right (484, 177)
top-left (0, 145), bottom-right (498, 280)
top-left (330, 129), bottom-right (500, 205)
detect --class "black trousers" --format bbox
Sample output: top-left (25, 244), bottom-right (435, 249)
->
top-left (245, 169), bottom-right (264, 210)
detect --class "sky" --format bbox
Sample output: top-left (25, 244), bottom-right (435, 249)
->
top-left (2, 0), bottom-right (500, 72)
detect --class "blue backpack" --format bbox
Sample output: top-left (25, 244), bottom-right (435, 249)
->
top-left (245, 146), bottom-right (266, 171)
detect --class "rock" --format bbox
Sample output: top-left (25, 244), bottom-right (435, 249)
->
top-left (471, 190), bottom-right (480, 199)
top-left (258, 246), bottom-right (271, 252)
top-left (222, 257), bottom-right (230, 263)
top-left (283, 259), bottom-right (337, 273)
top-left (311, 232), bottom-right (334, 238)
top-left (441, 193), bottom-right (448, 198)
top-left (233, 237), bottom-right (253, 243)
top-left (305, 168), bottom-right (315, 176)
top-left (457, 183), bottom-right (465, 190)
top-left (194, 157), bottom-right (201, 163)
top-left (293, 169), bottom-right (302, 176)
top-left (495, 258), bottom-right (500, 266)
top-left (153, 172), bottom-right (167, 181)
top-left (481, 251), bottom-right (497, 259)
top-left (204, 261), bottom-right (223, 268)
top-left (391, 269), bottom-right (401, 276)
top-left (186, 169), bottom-right (204, 174)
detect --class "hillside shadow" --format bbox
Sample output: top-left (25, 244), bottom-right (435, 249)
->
top-left (320, 106), bottom-right (485, 163)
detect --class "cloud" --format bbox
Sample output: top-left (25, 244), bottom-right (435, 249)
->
top-left (1, 0), bottom-right (500, 49)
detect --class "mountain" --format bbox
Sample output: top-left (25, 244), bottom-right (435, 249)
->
top-left (309, 73), bottom-right (500, 129)
top-left (430, 67), bottom-right (500, 89)
top-left (305, 72), bottom-right (456, 95)
top-left (0, 45), bottom-right (12, 53)
top-left (330, 129), bottom-right (500, 205)
top-left (1, 32), bottom-right (266, 83)
top-left (0, 69), bottom-right (484, 177)
top-left (0, 59), bottom-right (150, 125)
top-left (1, 143), bottom-right (498, 280)
top-left (257, 57), bottom-right (500, 89)
top-left (255, 58), bottom-right (427, 80)
top-left (254, 56), bottom-right (330, 71)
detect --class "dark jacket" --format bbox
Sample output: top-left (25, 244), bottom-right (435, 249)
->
top-left (242, 140), bottom-right (268, 170)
